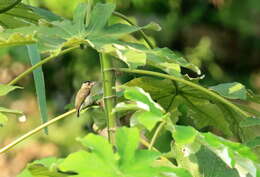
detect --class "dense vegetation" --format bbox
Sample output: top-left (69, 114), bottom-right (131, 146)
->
top-left (0, 0), bottom-right (260, 177)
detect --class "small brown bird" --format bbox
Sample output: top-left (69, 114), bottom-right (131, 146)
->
top-left (75, 81), bottom-right (96, 117)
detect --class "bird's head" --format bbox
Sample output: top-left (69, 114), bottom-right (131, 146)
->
top-left (82, 81), bottom-right (96, 88)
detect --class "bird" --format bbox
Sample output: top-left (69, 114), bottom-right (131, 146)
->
top-left (75, 81), bottom-right (96, 117)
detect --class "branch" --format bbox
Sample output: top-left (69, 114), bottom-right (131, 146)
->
top-left (8, 46), bottom-right (80, 86)
top-left (149, 121), bottom-right (166, 150)
top-left (112, 11), bottom-right (154, 49)
top-left (0, 106), bottom-right (97, 154)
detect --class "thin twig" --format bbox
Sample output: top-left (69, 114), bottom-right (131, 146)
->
top-left (0, 109), bottom-right (75, 154)
top-left (140, 137), bottom-right (176, 167)
top-left (0, 106), bottom-right (96, 154)
top-left (8, 46), bottom-right (80, 86)
top-left (112, 11), bottom-right (154, 49)
top-left (149, 121), bottom-right (166, 150)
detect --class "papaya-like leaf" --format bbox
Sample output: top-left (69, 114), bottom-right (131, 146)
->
top-left (169, 125), bottom-right (258, 177)
top-left (125, 77), bottom-right (233, 136)
top-left (60, 127), bottom-right (183, 177)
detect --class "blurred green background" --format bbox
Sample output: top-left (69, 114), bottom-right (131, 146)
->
top-left (1, 0), bottom-right (260, 176)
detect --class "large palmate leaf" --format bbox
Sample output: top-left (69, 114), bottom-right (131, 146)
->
top-left (58, 127), bottom-right (191, 177)
top-left (0, 2), bottom-right (61, 48)
top-left (0, 2), bottom-right (198, 77)
top-left (125, 77), bottom-right (233, 136)
top-left (108, 42), bottom-right (200, 77)
top-left (126, 77), bottom-right (260, 141)
top-left (170, 125), bottom-right (259, 177)
top-left (18, 127), bottom-right (192, 177)
top-left (0, 3), bottom-right (153, 53)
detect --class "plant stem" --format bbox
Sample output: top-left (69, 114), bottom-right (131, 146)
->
top-left (140, 138), bottom-right (176, 167)
top-left (0, 106), bottom-right (98, 154)
top-left (0, 109), bottom-right (74, 154)
top-left (8, 46), bottom-right (79, 86)
top-left (112, 11), bottom-right (154, 49)
top-left (115, 68), bottom-right (250, 118)
top-left (99, 53), bottom-right (116, 144)
top-left (149, 121), bottom-right (166, 150)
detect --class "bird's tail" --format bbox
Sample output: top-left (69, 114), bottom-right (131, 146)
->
top-left (77, 110), bottom-right (80, 117)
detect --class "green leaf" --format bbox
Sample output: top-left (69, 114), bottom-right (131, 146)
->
top-left (240, 118), bottom-right (260, 127)
top-left (117, 49), bottom-right (146, 69)
top-left (203, 132), bottom-right (258, 163)
top-left (0, 31), bottom-right (36, 48)
top-left (247, 89), bottom-right (260, 104)
top-left (148, 47), bottom-right (200, 76)
top-left (59, 127), bottom-right (180, 177)
top-left (172, 125), bottom-right (198, 145)
top-left (73, 3), bottom-right (87, 35)
top-left (158, 167), bottom-right (193, 177)
top-left (125, 77), bottom-right (176, 109)
top-left (17, 169), bottom-right (34, 177)
top-left (124, 87), bottom-right (165, 116)
top-left (180, 95), bottom-right (233, 136)
top-left (0, 112), bottom-right (8, 126)
top-left (114, 86), bottom-right (166, 131)
top-left (60, 150), bottom-right (119, 177)
top-left (111, 44), bottom-right (200, 77)
top-left (116, 127), bottom-right (140, 167)
top-left (29, 5), bottom-right (62, 21)
top-left (86, 3), bottom-right (115, 33)
top-left (27, 157), bottom-right (66, 177)
top-left (28, 164), bottom-right (68, 177)
top-left (0, 84), bottom-right (21, 96)
top-left (27, 44), bottom-right (48, 134)
top-left (0, 107), bottom-right (23, 114)
top-left (246, 137), bottom-right (260, 148)
top-left (0, 0), bottom-right (21, 13)
top-left (113, 102), bottom-right (141, 113)
top-left (202, 133), bottom-right (258, 177)
top-left (195, 146), bottom-right (240, 177)
top-left (131, 111), bottom-right (163, 131)
top-left (78, 134), bottom-right (116, 166)
top-left (0, 4), bottom-right (41, 28)
top-left (125, 77), bottom-right (235, 136)
top-left (169, 125), bottom-right (259, 177)
top-left (210, 82), bottom-right (247, 100)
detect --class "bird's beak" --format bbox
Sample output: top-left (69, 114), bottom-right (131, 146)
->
top-left (90, 81), bottom-right (96, 87)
